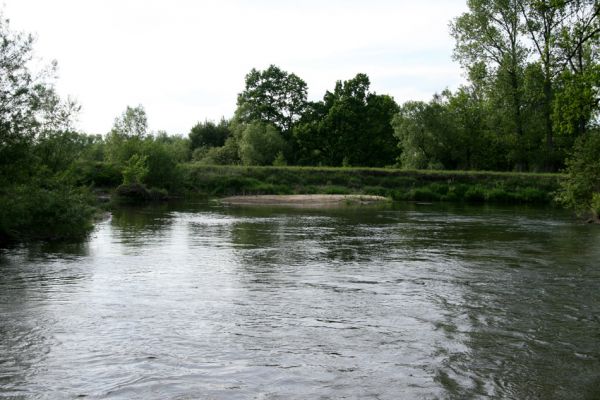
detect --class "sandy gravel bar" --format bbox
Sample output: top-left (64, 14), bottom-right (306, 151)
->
top-left (220, 194), bottom-right (389, 208)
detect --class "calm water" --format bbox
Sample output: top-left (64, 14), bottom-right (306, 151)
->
top-left (1, 202), bottom-right (599, 399)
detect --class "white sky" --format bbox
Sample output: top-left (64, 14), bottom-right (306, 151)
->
top-left (2, 0), bottom-right (468, 135)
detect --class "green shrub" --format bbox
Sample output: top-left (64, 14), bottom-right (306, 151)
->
top-left (0, 183), bottom-right (95, 243)
top-left (485, 187), bottom-right (513, 203)
top-left (122, 154), bottom-right (149, 185)
top-left (464, 185), bottom-right (486, 202)
top-left (322, 186), bottom-right (352, 195)
top-left (364, 186), bottom-right (387, 196)
top-left (115, 183), bottom-right (151, 203)
top-left (71, 161), bottom-right (122, 187)
top-left (409, 187), bottom-right (441, 201)
top-left (239, 122), bottom-right (286, 166)
top-left (556, 131), bottom-right (600, 216)
top-left (515, 188), bottom-right (548, 204)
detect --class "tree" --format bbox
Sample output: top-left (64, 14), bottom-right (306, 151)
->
top-left (293, 73), bottom-right (399, 167)
top-left (0, 12), bottom-right (93, 243)
top-left (451, 0), bottom-right (529, 169)
top-left (111, 104), bottom-right (148, 138)
top-left (392, 99), bottom-right (447, 169)
top-left (557, 130), bottom-right (600, 221)
top-left (236, 65), bottom-right (308, 134)
top-left (518, 0), bottom-right (600, 169)
top-left (105, 105), bottom-right (148, 164)
top-left (189, 118), bottom-right (230, 150)
top-left (238, 121), bottom-right (286, 166)
top-left (450, 0), bottom-right (600, 171)
top-left (0, 13), bottom-right (78, 184)
top-left (552, 1), bottom-right (600, 137)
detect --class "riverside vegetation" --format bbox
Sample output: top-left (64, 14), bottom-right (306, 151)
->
top-left (1, 1), bottom-right (599, 244)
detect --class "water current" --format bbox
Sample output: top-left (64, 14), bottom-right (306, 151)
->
top-left (1, 202), bottom-right (599, 399)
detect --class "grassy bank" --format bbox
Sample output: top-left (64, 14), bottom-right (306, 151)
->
top-left (181, 164), bottom-right (563, 205)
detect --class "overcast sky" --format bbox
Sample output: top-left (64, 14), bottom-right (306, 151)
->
top-left (3, 0), bottom-right (468, 135)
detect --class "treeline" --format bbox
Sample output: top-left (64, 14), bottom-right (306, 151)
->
top-left (188, 69), bottom-right (399, 168)
top-left (188, 0), bottom-right (600, 174)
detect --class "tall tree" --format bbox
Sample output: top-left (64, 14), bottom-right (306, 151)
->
top-left (236, 65), bottom-right (308, 134)
top-left (451, 0), bottom-right (529, 169)
top-left (519, 0), bottom-right (600, 169)
top-left (552, 0), bottom-right (600, 137)
top-left (0, 12), bottom-right (93, 243)
top-left (188, 118), bottom-right (230, 150)
top-left (0, 13), bottom-right (78, 184)
top-left (111, 105), bottom-right (148, 138)
top-left (294, 73), bottom-right (399, 167)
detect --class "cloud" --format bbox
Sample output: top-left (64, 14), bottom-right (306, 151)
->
top-left (2, 0), bottom-right (468, 134)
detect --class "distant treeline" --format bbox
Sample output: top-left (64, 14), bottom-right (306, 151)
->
top-left (1, 1), bottom-right (599, 242)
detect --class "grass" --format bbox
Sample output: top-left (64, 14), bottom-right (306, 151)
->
top-left (180, 164), bottom-right (563, 205)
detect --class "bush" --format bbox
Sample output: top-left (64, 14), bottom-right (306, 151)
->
top-left (239, 122), bottom-right (286, 166)
top-left (464, 185), bottom-right (486, 202)
top-left (0, 183), bottom-right (95, 243)
top-left (71, 161), bottom-right (122, 187)
top-left (557, 131), bottom-right (600, 217)
top-left (485, 187), bottom-right (512, 203)
top-left (122, 154), bottom-right (149, 185)
top-left (514, 188), bottom-right (548, 204)
top-left (409, 187), bottom-right (441, 201)
top-left (141, 141), bottom-right (183, 192)
top-left (115, 183), bottom-right (151, 203)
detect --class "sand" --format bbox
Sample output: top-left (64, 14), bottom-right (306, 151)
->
top-left (220, 194), bottom-right (388, 208)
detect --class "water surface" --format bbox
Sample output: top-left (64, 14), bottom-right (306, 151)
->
top-left (1, 202), bottom-right (599, 399)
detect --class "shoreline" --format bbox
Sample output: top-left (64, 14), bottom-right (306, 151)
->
top-left (220, 194), bottom-right (389, 208)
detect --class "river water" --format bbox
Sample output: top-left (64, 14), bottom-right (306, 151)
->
top-left (1, 202), bottom-right (599, 399)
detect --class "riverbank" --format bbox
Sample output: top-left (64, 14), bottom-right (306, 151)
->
top-left (181, 164), bottom-right (563, 205)
top-left (221, 194), bottom-right (389, 208)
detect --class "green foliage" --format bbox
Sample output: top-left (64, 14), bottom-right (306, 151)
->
top-left (393, 100), bottom-right (441, 169)
top-left (182, 164), bottom-right (560, 205)
top-left (71, 161), bottom-right (122, 187)
top-left (0, 13), bottom-right (97, 243)
top-left (294, 73), bottom-right (400, 167)
top-left (557, 131), bottom-right (600, 218)
top-left (122, 154), bottom-right (148, 185)
top-left (154, 131), bottom-right (190, 163)
top-left (236, 65), bottom-right (308, 133)
top-left (272, 151), bottom-right (287, 166)
top-left (0, 182), bottom-right (95, 243)
top-left (553, 65), bottom-right (600, 137)
top-left (189, 119), bottom-right (230, 150)
top-left (34, 131), bottom-right (100, 174)
top-left (104, 132), bottom-right (143, 165)
top-left (0, 14), bottom-right (80, 185)
top-left (448, 0), bottom-right (600, 172)
top-left (142, 139), bottom-right (184, 192)
top-left (111, 105), bottom-right (148, 138)
top-left (114, 183), bottom-right (151, 203)
top-left (238, 121), bottom-right (286, 166)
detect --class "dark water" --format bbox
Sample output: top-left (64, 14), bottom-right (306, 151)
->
top-left (1, 202), bottom-right (599, 399)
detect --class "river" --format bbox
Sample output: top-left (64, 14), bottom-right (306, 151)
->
top-left (1, 201), bottom-right (599, 399)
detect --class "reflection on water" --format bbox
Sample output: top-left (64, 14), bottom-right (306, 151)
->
top-left (1, 201), bottom-right (599, 399)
